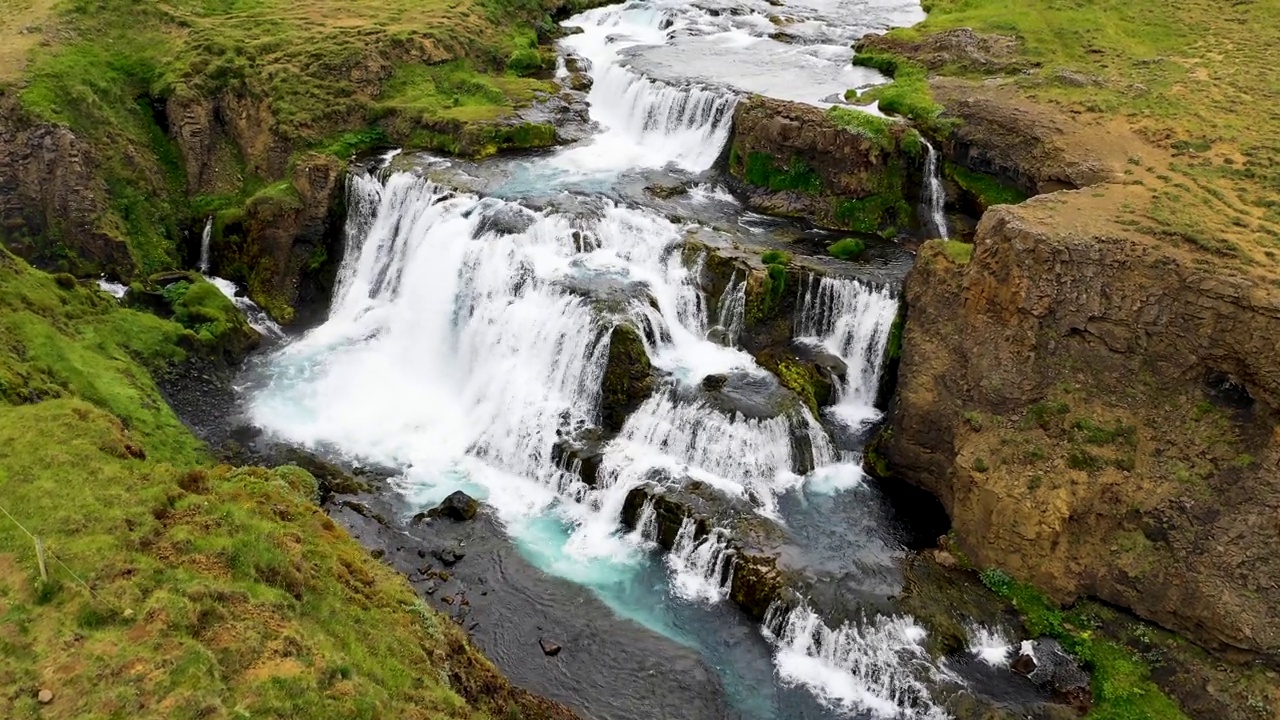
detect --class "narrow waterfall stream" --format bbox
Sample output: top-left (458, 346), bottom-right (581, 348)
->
top-left (920, 141), bottom-right (949, 239)
top-left (241, 1), bottom-right (984, 719)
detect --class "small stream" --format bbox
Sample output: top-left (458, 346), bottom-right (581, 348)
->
top-left (234, 1), bottom-right (999, 718)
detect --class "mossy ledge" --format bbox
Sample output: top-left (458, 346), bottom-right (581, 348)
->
top-left (723, 95), bottom-right (921, 238)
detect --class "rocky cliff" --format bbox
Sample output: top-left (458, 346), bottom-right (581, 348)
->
top-left (725, 95), bottom-right (922, 236)
top-left (883, 188), bottom-right (1280, 661)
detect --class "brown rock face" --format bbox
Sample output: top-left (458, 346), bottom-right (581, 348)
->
top-left (725, 95), bottom-right (917, 234)
top-left (0, 100), bottom-right (132, 278)
top-left (885, 193), bottom-right (1280, 658)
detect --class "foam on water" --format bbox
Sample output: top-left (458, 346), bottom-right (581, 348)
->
top-left (968, 623), bottom-right (1015, 668)
top-left (96, 277), bottom-right (128, 299)
top-left (764, 602), bottom-right (950, 719)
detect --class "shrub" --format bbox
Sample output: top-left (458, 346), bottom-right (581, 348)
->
top-left (827, 238), bottom-right (867, 260)
top-left (761, 250), bottom-right (791, 266)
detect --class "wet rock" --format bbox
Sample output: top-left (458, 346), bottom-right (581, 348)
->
top-left (1015, 639), bottom-right (1092, 714)
top-left (474, 202), bottom-right (537, 237)
top-left (432, 547), bottom-right (466, 567)
top-left (700, 373), bottom-right (728, 392)
top-left (556, 264), bottom-right (657, 315)
top-left (644, 181), bottom-right (690, 199)
top-left (432, 491), bottom-right (480, 522)
top-left (551, 427), bottom-right (608, 486)
top-left (600, 323), bottom-right (654, 433)
top-left (705, 325), bottom-right (732, 346)
top-left (687, 369), bottom-right (802, 421)
top-left (564, 55), bottom-right (591, 74)
top-left (37, 689), bottom-right (53, 704)
top-left (539, 638), bottom-right (563, 657)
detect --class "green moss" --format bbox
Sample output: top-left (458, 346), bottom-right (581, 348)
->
top-left (946, 161), bottom-right (1028, 208)
top-left (850, 50), bottom-right (954, 136)
top-left (760, 250), bottom-right (791, 265)
top-left (832, 195), bottom-right (910, 237)
top-left (741, 152), bottom-right (824, 194)
top-left (884, 313), bottom-right (904, 361)
top-left (827, 238), bottom-right (867, 260)
top-left (317, 128), bottom-right (391, 159)
top-left (774, 360), bottom-right (821, 416)
top-left (826, 107), bottom-right (898, 151)
top-left (937, 239), bottom-right (974, 265)
top-left (979, 569), bottom-right (1190, 720)
top-left (601, 323), bottom-right (654, 432)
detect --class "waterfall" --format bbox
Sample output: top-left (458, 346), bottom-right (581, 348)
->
top-left (556, 5), bottom-right (738, 175)
top-left (921, 141), bottom-right (948, 239)
top-left (796, 275), bottom-right (899, 428)
top-left (667, 518), bottom-right (735, 603)
top-left (197, 217), bottom-right (213, 274)
top-left (763, 602), bottom-right (949, 720)
top-left (712, 272), bottom-right (746, 346)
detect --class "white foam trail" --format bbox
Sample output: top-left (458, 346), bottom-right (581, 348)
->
top-left (205, 275), bottom-right (285, 339)
top-left (96, 277), bottom-right (128, 299)
top-left (967, 623), bottom-right (1014, 667)
top-left (667, 518), bottom-right (735, 603)
top-left (796, 275), bottom-right (899, 429)
top-left (922, 140), bottom-right (948, 239)
top-left (198, 217), bottom-right (213, 274)
top-left (763, 602), bottom-right (950, 720)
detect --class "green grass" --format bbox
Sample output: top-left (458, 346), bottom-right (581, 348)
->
top-left (945, 162), bottom-right (1028, 208)
top-left (935, 239), bottom-right (973, 265)
top-left (760, 250), bottom-right (791, 266)
top-left (870, 0), bottom-right (1280, 261)
top-left (742, 152), bottom-right (825, 194)
top-left (849, 51), bottom-right (949, 135)
top-left (827, 238), bottom-right (867, 261)
top-left (0, 245), bottom-right (563, 719)
top-left (8, 0), bottom-right (582, 280)
top-left (979, 569), bottom-right (1190, 720)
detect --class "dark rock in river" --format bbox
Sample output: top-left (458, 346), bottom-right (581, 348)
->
top-left (1016, 639), bottom-right (1092, 714)
top-left (551, 427), bottom-right (608, 487)
top-left (600, 323), bottom-right (654, 433)
top-left (431, 491), bottom-right (480, 522)
top-left (539, 638), bottom-right (563, 657)
top-left (474, 202), bottom-right (537, 238)
top-left (556, 263), bottom-right (657, 316)
top-left (688, 368), bottom-right (803, 421)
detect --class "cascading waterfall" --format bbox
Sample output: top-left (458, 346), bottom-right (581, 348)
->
top-left (921, 141), bottom-right (948, 239)
top-left (555, 4), bottom-right (738, 175)
top-left (247, 0), bottom-right (949, 714)
top-left (763, 602), bottom-right (949, 720)
top-left (667, 518), bottom-right (735, 603)
top-left (198, 217), bottom-right (213, 274)
top-left (796, 275), bottom-right (900, 428)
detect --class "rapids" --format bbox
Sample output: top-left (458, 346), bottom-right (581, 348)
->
top-left (243, 1), bottom-right (978, 718)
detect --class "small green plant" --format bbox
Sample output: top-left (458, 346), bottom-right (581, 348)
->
top-left (972, 456), bottom-right (990, 473)
top-left (1026, 400), bottom-right (1070, 429)
top-left (1067, 447), bottom-right (1107, 472)
top-left (827, 238), bottom-right (866, 260)
top-left (937, 240), bottom-right (973, 265)
top-left (963, 411), bottom-right (984, 431)
top-left (760, 249), bottom-right (791, 266)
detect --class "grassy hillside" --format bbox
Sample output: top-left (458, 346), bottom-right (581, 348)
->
top-left (1, 0), bottom-right (590, 278)
top-left (0, 252), bottom-right (573, 718)
top-left (858, 0), bottom-right (1280, 271)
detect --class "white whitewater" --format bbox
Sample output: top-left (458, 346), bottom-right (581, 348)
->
top-left (764, 602), bottom-right (949, 720)
top-left (96, 277), bottom-right (128, 299)
top-left (796, 275), bottom-right (899, 429)
top-left (205, 276), bottom-right (285, 339)
top-left (967, 623), bottom-right (1015, 667)
top-left (198, 217), bottom-right (213, 274)
top-left (667, 518), bottom-right (735, 603)
top-left (921, 140), bottom-right (948, 239)
top-left (247, 0), bottom-right (942, 715)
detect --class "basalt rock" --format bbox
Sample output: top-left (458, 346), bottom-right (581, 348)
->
top-left (551, 427), bottom-right (608, 487)
top-left (430, 491), bottom-right (481, 522)
top-left (883, 196), bottom-right (1280, 659)
top-left (0, 99), bottom-right (133, 278)
top-left (724, 95), bottom-right (920, 235)
top-left (600, 323), bottom-right (654, 433)
top-left (855, 29), bottom-right (1028, 75)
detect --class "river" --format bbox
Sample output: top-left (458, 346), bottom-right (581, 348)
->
top-left (237, 1), bottom-right (1011, 718)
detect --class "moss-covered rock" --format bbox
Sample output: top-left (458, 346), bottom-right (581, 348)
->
top-left (725, 96), bottom-right (920, 236)
top-left (600, 323), bottom-right (654, 432)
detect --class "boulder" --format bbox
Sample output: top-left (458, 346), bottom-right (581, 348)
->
top-left (600, 323), bottom-right (654, 433)
top-left (430, 491), bottom-right (480, 522)
top-left (539, 638), bottom-right (563, 657)
top-left (551, 427), bottom-right (608, 487)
